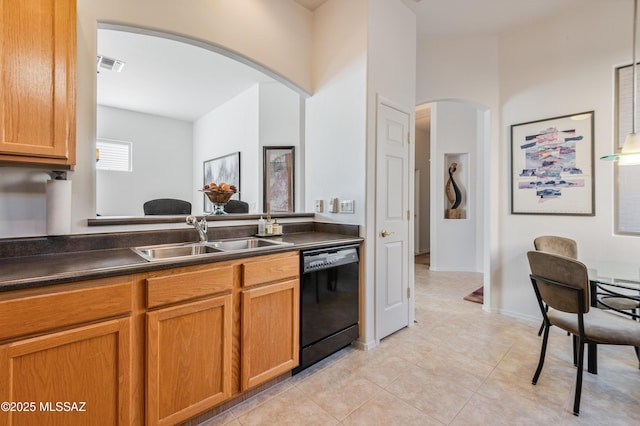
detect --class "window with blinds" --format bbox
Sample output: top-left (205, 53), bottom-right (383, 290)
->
top-left (96, 139), bottom-right (132, 172)
top-left (615, 64), bottom-right (640, 234)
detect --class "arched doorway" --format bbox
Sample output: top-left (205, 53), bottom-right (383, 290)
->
top-left (415, 99), bottom-right (489, 286)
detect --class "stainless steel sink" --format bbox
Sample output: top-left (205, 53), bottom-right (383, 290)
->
top-left (208, 237), bottom-right (289, 251)
top-left (132, 242), bottom-right (222, 261)
top-left (132, 238), bottom-right (291, 261)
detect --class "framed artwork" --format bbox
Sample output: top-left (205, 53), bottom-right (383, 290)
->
top-left (511, 111), bottom-right (594, 216)
top-left (263, 146), bottom-right (295, 213)
top-left (203, 152), bottom-right (240, 211)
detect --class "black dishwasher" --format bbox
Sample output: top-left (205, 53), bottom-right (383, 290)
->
top-left (294, 244), bottom-right (359, 374)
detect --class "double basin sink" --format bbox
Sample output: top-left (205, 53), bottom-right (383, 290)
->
top-left (132, 237), bottom-right (292, 262)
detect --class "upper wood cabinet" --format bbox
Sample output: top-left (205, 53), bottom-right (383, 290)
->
top-left (0, 0), bottom-right (77, 168)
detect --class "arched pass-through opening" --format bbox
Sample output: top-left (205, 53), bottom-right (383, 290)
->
top-left (415, 99), bottom-right (490, 307)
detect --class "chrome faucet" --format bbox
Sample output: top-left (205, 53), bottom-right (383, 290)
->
top-left (186, 215), bottom-right (208, 243)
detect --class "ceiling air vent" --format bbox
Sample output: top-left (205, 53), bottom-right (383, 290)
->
top-left (97, 55), bottom-right (125, 73)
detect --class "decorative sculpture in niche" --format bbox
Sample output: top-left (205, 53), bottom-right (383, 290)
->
top-left (445, 162), bottom-right (463, 219)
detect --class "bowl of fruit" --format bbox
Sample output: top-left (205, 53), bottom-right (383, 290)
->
top-left (201, 182), bottom-right (237, 215)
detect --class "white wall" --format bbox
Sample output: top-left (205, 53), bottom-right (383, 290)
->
top-left (418, 1), bottom-right (640, 321)
top-left (306, 0), bottom-right (367, 226)
top-left (0, 0), bottom-right (313, 238)
top-left (192, 82), bottom-right (301, 215)
top-left (96, 106), bottom-right (193, 216)
top-left (194, 86), bottom-right (259, 213)
top-left (498, 1), bottom-right (639, 321)
top-left (258, 82), bottom-right (304, 213)
top-left (430, 101), bottom-right (482, 272)
top-left (364, 0), bottom-right (416, 345)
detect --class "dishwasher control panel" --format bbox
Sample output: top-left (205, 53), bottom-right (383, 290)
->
top-left (302, 246), bottom-right (359, 273)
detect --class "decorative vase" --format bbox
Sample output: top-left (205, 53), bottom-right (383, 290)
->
top-left (211, 202), bottom-right (228, 215)
top-left (202, 190), bottom-right (236, 215)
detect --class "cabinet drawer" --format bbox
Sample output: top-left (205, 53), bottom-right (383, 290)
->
top-left (0, 276), bottom-right (132, 342)
top-left (242, 252), bottom-right (299, 287)
top-left (147, 265), bottom-right (233, 308)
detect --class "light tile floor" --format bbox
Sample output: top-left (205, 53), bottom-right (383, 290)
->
top-left (201, 261), bottom-right (640, 425)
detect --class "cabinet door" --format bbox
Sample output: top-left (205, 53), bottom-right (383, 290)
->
top-left (0, 0), bottom-right (76, 165)
top-left (241, 279), bottom-right (299, 390)
top-left (147, 294), bottom-right (232, 426)
top-left (0, 317), bottom-right (131, 426)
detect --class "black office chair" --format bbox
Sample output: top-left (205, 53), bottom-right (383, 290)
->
top-left (224, 199), bottom-right (249, 213)
top-left (143, 198), bottom-right (192, 215)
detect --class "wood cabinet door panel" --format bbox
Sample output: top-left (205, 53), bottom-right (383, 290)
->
top-left (0, 0), bottom-right (76, 164)
top-left (146, 265), bottom-right (233, 308)
top-left (0, 317), bottom-right (131, 426)
top-left (242, 252), bottom-right (299, 287)
top-left (241, 279), bottom-right (299, 390)
top-left (0, 278), bottom-right (133, 342)
top-left (147, 294), bottom-right (232, 426)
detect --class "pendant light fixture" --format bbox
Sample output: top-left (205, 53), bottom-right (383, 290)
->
top-left (602, 0), bottom-right (640, 165)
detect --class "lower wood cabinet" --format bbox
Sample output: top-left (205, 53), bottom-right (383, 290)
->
top-left (0, 275), bottom-right (134, 426)
top-left (0, 251), bottom-right (300, 425)
top-left (146, 294), bottom-right (232, 426)
top-left (0, 317), bottom-right (131, 426)
top-left (241, 279), bottom-right (299, 390)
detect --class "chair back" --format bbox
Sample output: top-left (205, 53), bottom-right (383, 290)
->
top-left (225, 199), bottom-right (249, 213)
top-left (143, 198), bottom-right (192, 215)
top-left (533, 235), bottom-right (578, 259)
top-left (527, 251), bottom-right (590, 314)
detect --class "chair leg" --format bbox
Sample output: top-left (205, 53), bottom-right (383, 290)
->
top-left (635, 346), bottom-right (640, 369)
top-left (573, 338), bottom-right (585, 416)
top-left (537, 320), bottom-right (545, 336)
top-left (533, 323), bottom-right (550, 385)
top-left (572, 334), bottom-right (578, 366)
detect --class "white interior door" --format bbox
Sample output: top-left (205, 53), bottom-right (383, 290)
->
top-left (375, 99), bottom-right (410, 340)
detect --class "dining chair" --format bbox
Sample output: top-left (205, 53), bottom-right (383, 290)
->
top-left (533, 236), bottom-right (578, 336)
top-left (527, 250), bottom-right (640, 416)
top-left (143, 198), bottom-right (192, 215)
top-left (224, 199), bottom-right (249, 213)
top-left (533, 235), bottom-right (640, 330)
top-left (533, 235), bottom-right (578, 259)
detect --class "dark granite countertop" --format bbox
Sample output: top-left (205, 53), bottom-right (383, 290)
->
top-left (0, 231), bottom-right (363, 292)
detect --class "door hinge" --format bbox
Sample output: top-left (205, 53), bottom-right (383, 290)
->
top-left (407, 287), bottom-right (411, 299)
top-left (407, 210), bottom-right (410, 220)
top-left (407, 132), bottom-right (410, 144)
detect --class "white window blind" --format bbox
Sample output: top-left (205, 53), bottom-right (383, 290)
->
top-left (96, 139), bottom-right (132, 172)
top-left (615, 64), bottom-right (640, 234)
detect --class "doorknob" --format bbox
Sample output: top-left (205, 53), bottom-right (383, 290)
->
top-left (380, 229), bottom-right (394, 237)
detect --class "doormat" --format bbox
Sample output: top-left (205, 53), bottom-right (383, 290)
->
top-left (463, 287), bottom-right (483, 304)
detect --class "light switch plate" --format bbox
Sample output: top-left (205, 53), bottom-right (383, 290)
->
top-left (329, 197), bottom-right (338, 213)
top-left (339, 200), bottom-right (354, 213)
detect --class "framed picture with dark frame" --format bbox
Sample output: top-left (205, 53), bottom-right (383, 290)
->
top-left (203, 152), bottom-right (240, 212)
top-left (510, 111), bottom-right (594, 216)
top-left (263, 146), bottom-right (295, 213)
